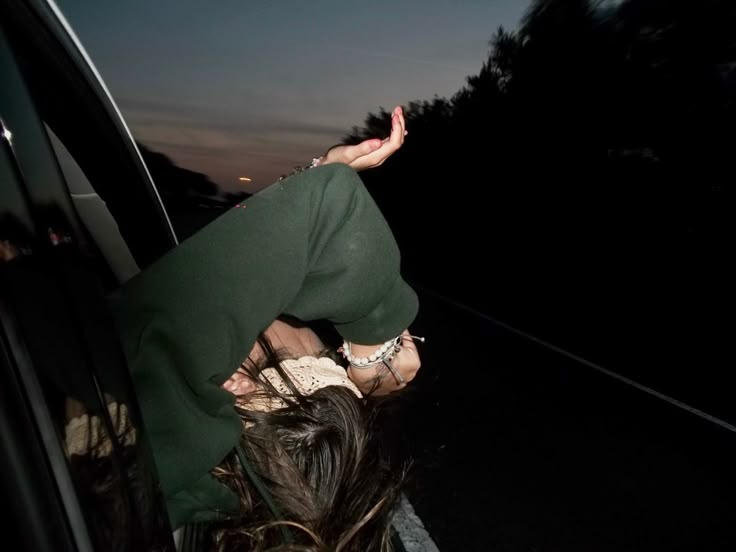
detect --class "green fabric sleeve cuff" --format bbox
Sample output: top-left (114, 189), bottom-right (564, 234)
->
top-left (334, 274), bottom-right (419, 345)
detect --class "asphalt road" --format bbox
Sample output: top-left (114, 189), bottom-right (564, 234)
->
top-left (377, 290), bottom-right (736, 552)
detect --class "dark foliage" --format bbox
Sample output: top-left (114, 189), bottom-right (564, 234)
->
top-left (348, 0), bottom-right (735, 414)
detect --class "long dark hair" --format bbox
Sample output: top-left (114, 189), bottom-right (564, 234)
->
top-left (208, 334), bottom-right (405, 551)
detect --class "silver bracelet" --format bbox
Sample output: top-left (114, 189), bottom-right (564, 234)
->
top-left (341, 336), bottom-right (402, 368)
top-left (279, 156), bottom-right (323, 181)
top-left (341, 334), bottom-right (426, 369)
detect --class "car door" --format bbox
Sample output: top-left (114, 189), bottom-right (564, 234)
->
top-left (1, 1), bottom-right (179, 549)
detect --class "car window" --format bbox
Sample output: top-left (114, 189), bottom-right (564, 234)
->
top-left (1, 5), bottom-right (176, 550)
top-left (46, 124), bottom-right (140, 283)
top-left (2, 0), bottom-right (176, 278)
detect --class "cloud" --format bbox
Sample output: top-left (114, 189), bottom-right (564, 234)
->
top-left (117, 96), bottom-right (216, 118)
top-left (119, 95), bottom-right (348, 138)
top-left (328, 44), bottom-right (477, 73)
top-left (127, 104), bottom-right (338, 192)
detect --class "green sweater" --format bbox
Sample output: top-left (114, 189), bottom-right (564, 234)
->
top-left (111, 164), bottom-right (418, 528)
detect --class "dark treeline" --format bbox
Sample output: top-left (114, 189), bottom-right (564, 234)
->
top-left (137, 143), bottom-right (249, 240)
top-left (350, 0), bottom-right (735, 417)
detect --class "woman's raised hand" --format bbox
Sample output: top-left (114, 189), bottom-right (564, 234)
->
top-left (320, 105), bottom-right (407, 171)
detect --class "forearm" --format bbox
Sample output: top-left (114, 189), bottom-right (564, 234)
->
top-left (281, 164), bottom-right (418, 344)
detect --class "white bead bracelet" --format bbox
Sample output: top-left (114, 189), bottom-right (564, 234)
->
top-left (341, 336), bottom-right (402, 368)
top-left (340, 334), bottom-right (425, 369)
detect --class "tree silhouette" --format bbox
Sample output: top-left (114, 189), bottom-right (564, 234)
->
top-left (137, 143), bottom-right (250, 239)
top-left (347, 0), bottom-right (735, 411)
top-left (137, 143), bottom-right (219, 200)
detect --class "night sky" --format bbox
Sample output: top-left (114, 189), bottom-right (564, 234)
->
top-left (57, 0), bottom-right (527, 192)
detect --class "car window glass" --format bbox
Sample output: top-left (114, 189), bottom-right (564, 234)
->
top-left (2, 2), bottom-right (176, 272)
top-left (45, 124), bottom-right (140, 283)
top-left (1, 8), bottom-right (175, 549)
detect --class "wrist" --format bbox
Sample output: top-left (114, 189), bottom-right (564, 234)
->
top-left (279, 156), bottom-right (323, 181)
top-left (342, 337), bottom-right (402, 369)
top-left (318, 143), bottom-right (348, 167)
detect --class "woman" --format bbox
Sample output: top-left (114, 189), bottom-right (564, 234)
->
top-left (209, 317), bottom-right (420, 550)
top-left (112, 106), bottom-right (421, 549)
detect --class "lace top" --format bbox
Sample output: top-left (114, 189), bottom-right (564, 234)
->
top-left (244, 355), bottom-right (362, 411)
top-left (65, 402), bottom-right (136, 457)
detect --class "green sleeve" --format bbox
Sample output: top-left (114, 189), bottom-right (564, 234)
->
top-left (112, 164), bottom-right (418, 526)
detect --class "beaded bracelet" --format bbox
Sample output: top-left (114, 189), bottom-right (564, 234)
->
top-left (341, 334), bottom-right (426, 369)
top-left (341, 336), bottom-right (403, 369)
top-left (279, 156), bottom-right (323, 181)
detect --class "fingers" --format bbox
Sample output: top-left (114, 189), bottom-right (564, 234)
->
top-left (392, 345), bottom-right (421, 382)
top-left (222, 371), bottom-right (256, 396)
top-left (391, 329), bottom-right (421, 386)
top-left (379, 106), bottom-right (407, 144)
top-left (377, 106), bottom-right (406, 158)
top-left (386, 105), bottom-right (406, 150)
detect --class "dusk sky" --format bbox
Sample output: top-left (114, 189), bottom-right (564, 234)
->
top-left (58, 0), bottom-right (529, 192)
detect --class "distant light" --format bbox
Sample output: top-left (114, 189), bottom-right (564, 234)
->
top-left (2, 127), bottom-right (11, 144)
top-left (239, 177), bottom-right (252, 182)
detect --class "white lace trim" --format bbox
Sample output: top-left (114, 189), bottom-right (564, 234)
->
top-left (64, 402), bottom-right (136, 457)
top-left (244, 356), bottom-right (362, 411)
